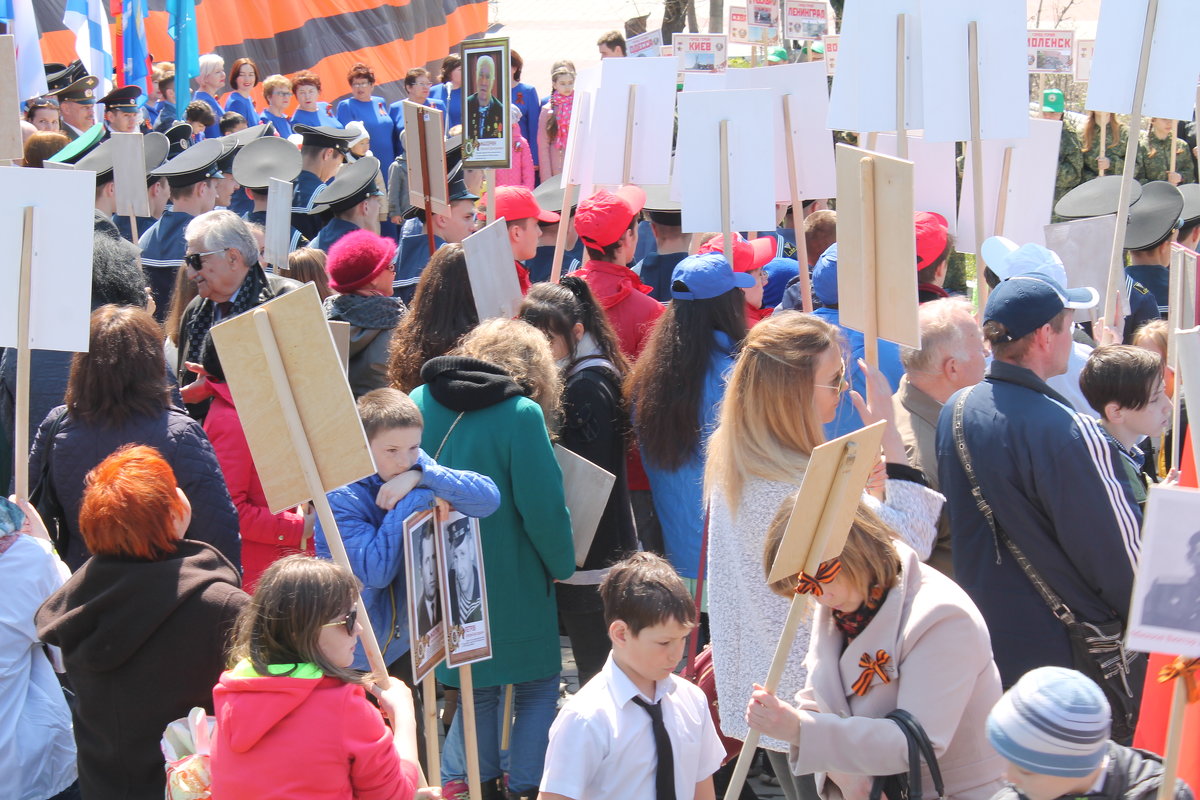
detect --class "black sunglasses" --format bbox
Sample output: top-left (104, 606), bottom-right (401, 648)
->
top-left (322, 607), bottom-right (358, 636)
top-left (184, 248), bottom-right (224, 272)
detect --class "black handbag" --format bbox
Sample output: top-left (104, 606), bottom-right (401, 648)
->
top-left (952, 389), bottom-right (1140, 741)
top-left (28, 408), bottom-right (69, 557)
top-left (869, 709), bottom-right (945, 800)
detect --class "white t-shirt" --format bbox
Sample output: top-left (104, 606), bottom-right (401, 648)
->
top-left (540, 654), bottom-right (726, 800)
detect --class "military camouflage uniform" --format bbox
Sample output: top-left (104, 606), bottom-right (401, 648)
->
top-left (1136, 129), bottom-right (1197, 184)
top-left (1080, 123), bottom-right (1128, 183)
top-left (1053, 119), bottom-right (1084, 208)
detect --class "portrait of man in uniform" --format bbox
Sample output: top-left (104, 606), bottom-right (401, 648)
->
top-left (447, 517), bottom-right (483, 627)
top-left (1142, 529), bottom-right (1200, 634)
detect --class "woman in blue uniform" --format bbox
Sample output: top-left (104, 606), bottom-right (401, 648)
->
top-left (290, 71), bottom-right (343, 129)
top-left (260, 74), bottom-right (294, 139)
top-left (223, 57), bottom-right (261, 127)
top-left (429, 54), bottom-right (464, 131)
top-left (335, 62), bottom-right (395, 183)
top-left (389, 67), bottom-right (447, 156)
top-left (193, 54), bottom-right (227, 140)
top-left (510, 51), bottom-right (542, 179)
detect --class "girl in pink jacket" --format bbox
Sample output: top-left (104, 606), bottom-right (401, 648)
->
top-left (211, 557), bottom-right (422, 800)
top-left (495, 106), bottom-right (535, 190)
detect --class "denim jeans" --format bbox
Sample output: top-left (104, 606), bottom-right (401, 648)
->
top-left (441, 673), bottom-right (560, 793)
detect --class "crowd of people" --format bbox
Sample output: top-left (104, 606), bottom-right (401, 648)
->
top-left (3, 24), bottom-right (1199, 800)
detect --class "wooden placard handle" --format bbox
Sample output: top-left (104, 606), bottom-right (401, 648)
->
top-left (782, 96), bottom-right (814, 312)
top-left (13, 207), bottom-right (34, 501)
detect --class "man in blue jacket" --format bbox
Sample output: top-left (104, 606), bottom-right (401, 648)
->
top-left (936, 275), bottom-right (1143, 691)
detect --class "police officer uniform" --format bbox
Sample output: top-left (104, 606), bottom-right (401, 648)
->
top-left (48, 75), bottom-right (100, 142)
top-left (98, 84), bottom-right (143, 133)
top-left (139, 138), bottom-right (233, 320)
top-left (75, 131), bottom-right (170, 244)
top-left (232, 136), bottom-right (310, 262)
top-left (291, 124), bottom-right (357, 240)
top-left (308, 155), bottom-right (385, 252)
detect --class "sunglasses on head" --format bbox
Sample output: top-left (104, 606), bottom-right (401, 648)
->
top-left (322, 607), bottom-right (358, 636)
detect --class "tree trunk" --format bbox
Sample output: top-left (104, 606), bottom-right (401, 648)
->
top-left (709, 0), bottom-right (723, 33)
top-left (662, 0), bottom-right (688, 43)
top-left (686, 0), bottom-right (699, 32)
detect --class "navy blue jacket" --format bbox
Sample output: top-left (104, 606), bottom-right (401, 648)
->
top-left (632, 251), bottom-right (687, 303)
top-left (138, 208), bottom-right (194, 322)
top-left (935, 360), bottom-right (1142, 687)
top-left (394, 233), bottom-right (445, 304)
top-left (291, 170), bottom-right (327, 240)
top-left (310, 216), bottom-right (359, 253)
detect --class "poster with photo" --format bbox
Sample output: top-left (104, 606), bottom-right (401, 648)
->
top-left (823, 35), bottom-right (839, 76)
top-left (460, 37), bottom-right (511, 169)
top-left (627, 29), bottom-right (664, 57)
top-left (438, 511), bottom-right (492, 667)
top-left (785, 1), bottom-right (828, 41)
top-left (675, 34), bottom-right (728, 73)
top-left (1028, 29), bottom-right (1074, 74)
top-left (404, 508), bottom-right (446, 682)
top-left (1127, 486), bottom-right (1200, 658)
top-left (748, 0), bottom-right (781, 45)
top-left (729, 6), bottom-right (751, 45)
top-left (1075, 39), bottom-right (1095, 83)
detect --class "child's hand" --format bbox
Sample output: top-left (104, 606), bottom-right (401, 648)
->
top-left (377, 470), bottom-right (422, 510)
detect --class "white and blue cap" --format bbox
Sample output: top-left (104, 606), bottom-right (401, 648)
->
top-left (982, 236), bottom-right (1100, 309)
top-left (986, 667), bottom-right (1111, 778)
top-left (671, 252), bottom-right (755, 301)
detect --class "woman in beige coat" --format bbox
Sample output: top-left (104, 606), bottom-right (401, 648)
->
top-left (746, 502), bottom-right (1004, 800)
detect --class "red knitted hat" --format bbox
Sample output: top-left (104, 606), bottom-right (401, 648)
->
top-left (326, 229), bottom-right (396, 293)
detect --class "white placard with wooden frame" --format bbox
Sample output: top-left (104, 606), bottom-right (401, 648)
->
top-left (826, 0), bottom-right (922, 135)
top-left (462, 218), bottom-right (522, 321)
top-left (1027, 29), bottom-right (1075, 75)
top-left (1044, 215), bottom-right (1119, 323)
top-left (109, 132), bottom-right (152, 219)
top-left (590, 56), bottom-right (677, 187)
top-left (460, 37), bottom-right (512, 170)
top-left (403, 101), bottom-right (450, 216)
top-left (1126, 485), bottom-right (1200, 658)
top-left (554, 444), bottom-right (616, 569)
top-left (438, 512), bottom-right (493, 668)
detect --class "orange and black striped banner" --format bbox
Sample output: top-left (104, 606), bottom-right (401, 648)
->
top-left (36, 0), bottom-right (489, 105)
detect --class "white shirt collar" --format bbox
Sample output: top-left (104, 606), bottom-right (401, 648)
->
top-left (602, 652), bottom-right (677, 707)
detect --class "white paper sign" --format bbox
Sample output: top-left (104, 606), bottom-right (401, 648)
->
top-left (675, 34), bottom-right (728, 73)
top-left (748, 0), bottom-right (781, 45)
top-left (1027, 29), bottom-right (1074, 75)
top-left (1074, 39), bottom-right (1095, 83)
top-left (675, 89), bottom-right (777, 233)
top-left (562, 67), bottom-right (599, 193)
top-left (918, 0), bottom-right (1029, 143)
top-left (1087, 0), bottom-right (1200, 121)
top-left (957, 118), bottom-right (1062, 253)
top-left (729, 6), bottom-right (751, 46)
top-left (785, 1), bottom-right (828, 40)
top-left (824, 35), bottom-right (839, 76)
top-left (0, 166), bottom-right (96, 352)
top-left (462, 218), bottom-right (522, 321)
top-left (827, 0), bottom-right (923, 134)
top-left (627, 29), bottom-right (664, 58)
top-left (1044, 214), bottom-right (1118, 321)
top-left (1126, 484), bottom-right (1200, 658)
top-left (265, 177), bottom-right (294, 272)
top-left (110, 132), bottom-right (151, 218)
top-left (590, 57), bottom-right (678, 186)
top-left (872, 132), bottom-right (958, 234)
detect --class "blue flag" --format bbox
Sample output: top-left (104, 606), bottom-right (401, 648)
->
top-left (0, 1), bottom-right (13, 23)
top-left (167, 0), bottom-right (199, 110)
top-left (123, 0), bottom-right (150, 91)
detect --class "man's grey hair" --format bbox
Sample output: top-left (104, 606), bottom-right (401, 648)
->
top-left (900, 297), bottom-right (979, 374)
top-left (475, 55), bottom-right (495, 82)
top-left (185, 209), bottom-right (259, 267)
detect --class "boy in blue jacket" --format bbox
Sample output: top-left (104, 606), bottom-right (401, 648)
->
top-left (315, 387), bottom-right (501, 677)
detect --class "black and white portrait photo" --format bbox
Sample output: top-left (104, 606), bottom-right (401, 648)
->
top-left (1127, 486), bottom-right (1200, 658)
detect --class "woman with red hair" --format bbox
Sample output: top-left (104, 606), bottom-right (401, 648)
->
top-left (36, 445), bottom-right (248, 800)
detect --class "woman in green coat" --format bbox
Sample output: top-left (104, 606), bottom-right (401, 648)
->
top-left (410, 317), bottom-right (574, 800)
top-left (1080, 110), bottom-right (1128, 183)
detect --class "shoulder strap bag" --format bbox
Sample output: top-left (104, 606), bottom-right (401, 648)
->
top-left (28, 408), bottom-right (69, 557)
top-left (869, 709), bottom-right (946, 800)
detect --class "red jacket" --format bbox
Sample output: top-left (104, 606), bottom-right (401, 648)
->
top-left (212, 665), bottom-right (420, 800)
top-left (574, 259), bottom-right (664, 359)
top-left (204, 380), bottom-right (311, 589)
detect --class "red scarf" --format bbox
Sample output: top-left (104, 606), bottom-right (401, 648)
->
top-left (833, 584), bottom-right (888, 643)
top-left (551, 91), bottom-right (574, 149)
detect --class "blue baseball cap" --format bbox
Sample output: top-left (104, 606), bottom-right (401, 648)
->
top-left (983, 275), bottom-right (1092, 342)
top-left (762, 257), bottom-right (800, 309)
top-left (671, 253), bottom-right (756, 301)
top-left (811, 243), bottom-right (839, 305)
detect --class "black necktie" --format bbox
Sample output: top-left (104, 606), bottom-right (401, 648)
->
top-left (632, 696), bottom-right (676, 800)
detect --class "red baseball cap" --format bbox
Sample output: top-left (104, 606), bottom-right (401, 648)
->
top-left (697, 233), bottom-right (776, 272)
top-left (574, 185), bottom-right (647, 249)
top-left (494, 186), bottom-right (560, 224)
top-left (915, 211), bottom-right (949, 269)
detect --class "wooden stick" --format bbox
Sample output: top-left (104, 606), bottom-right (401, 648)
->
top-left (895, 14), bottom-right (908, 160)
top-left (993, 146), bottom-right (1015, 237)
top-left (460, 665), bottom-right (483, 800)
top-left (418, 111), bottom-right (438, 257)
top-left (623, 85), bottom-right (637, 185)
top-left (782, 95), bottom-right (813, 312)
top-left (1103, 0), bottom-right (1160, 328)
top-left (860, 157), bottom-right (879, 370)
top-left (13, 207), bottom-right (33, 501)
top-left (719, 119), bottom-right (733, 266)
top-left (1097, 113), bottom-right (1109, 177)
top-left (500, 683), bottom-right (514, 750)
top-left (722, 445), bottom-right (859, 800)
top-left (968, 21), bottom-right (989, 316)
top-left (423, 673), bottom-right (441, 785)
top-left (128, 215), bottom-right (139, 244)
top-left (1168, 119), bottom-right (1178, 180)
top-left (549, 183), bottom-right (578, 283)
top-left (1155, 673), bottom-right (1189, 800)
top-left (865, 132), bottom-right (878, 152)
top-left (487, 170), bottom-right (497, 225)
top-left (1169, 248), bottom-right (1185, 471)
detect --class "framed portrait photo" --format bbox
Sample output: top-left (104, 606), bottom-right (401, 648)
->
top-left (437, 511), bottom-right (493, 667)
top-left (1127, 485), bottom-right (1200, 658)
top-left (460, 37), bottom-right (512, 170)
top-left (403, 508), bottom-right (447, 682)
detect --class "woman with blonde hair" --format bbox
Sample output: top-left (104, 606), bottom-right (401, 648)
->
top-left (193, 53), bottom-right (227, 139)
top-left (704, 311), bottom-right (942, 800)
top-left (1080, 110), bottom-right (1127, 182)
top-left (746, 500), bottom-right (1003, 800)
top-left (411, 318), bottom-right (574, 800)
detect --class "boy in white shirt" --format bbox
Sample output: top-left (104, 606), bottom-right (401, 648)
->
top-left (540, 553), bottom-right (726, 800)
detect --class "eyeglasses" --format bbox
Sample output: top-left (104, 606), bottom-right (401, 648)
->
top-left (814, 364), bottom-right (848, 393)
top-left (322, 607), bottom-right (358, 636)
top-left (184, 249), bottom-right (225, 271)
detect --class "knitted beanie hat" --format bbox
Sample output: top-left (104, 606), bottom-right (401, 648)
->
top-left (326, 229), bottom-right (395, 293)
top-left (986, 667), bottom-right (1111, 778)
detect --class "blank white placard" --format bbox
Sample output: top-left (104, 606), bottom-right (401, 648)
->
top-left (872, 132), bottom-right (958, 235)
top-left (462, 218), bottom-right (522, 322)
top-left (827, 0), bottom-right (923, 134)
top-left (590, 57), bottom-right (678, 186)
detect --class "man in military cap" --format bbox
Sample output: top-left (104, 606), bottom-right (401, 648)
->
top-left (393, 162), bottom-right (479, 302)
top-left (1125, 181), bottom-right (1185, 329)
top-left (139, 138), bottom-right (234, 321)
top-left (99, 85), bottom-right (142, 134)
top-left (1143, 530), bottom-right (1200, 633)
top-left (49, 75), bottom-right (100, 141)
top-left (308, 156), bottom-right (386, 252)
top-left (1137, 117), bottom-right (1196, 186)
top-left (1040, 89), bottom-right (1084, 210)
top-left (292, 124), bottom-right (358, 239)
top-left (76, 131), bottom-right (170, 244)
top-left (232, 136), bottom-right (310, 260)
top-left (162, 121), bottom-right (192, 158)
top-left (1176, 184), bottom-right (1200, 253)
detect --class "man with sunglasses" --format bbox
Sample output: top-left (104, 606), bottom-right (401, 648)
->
top-left (292, 124), bottom-right (358, 240)
top-left (139, 138), bottom-right (234, 321)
